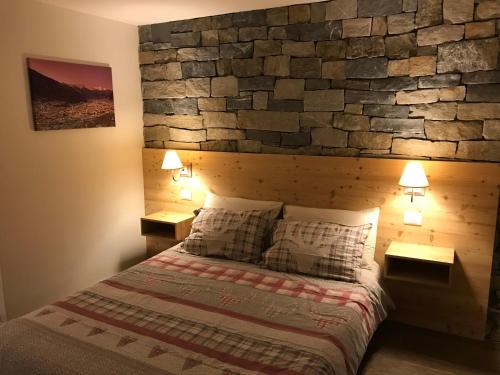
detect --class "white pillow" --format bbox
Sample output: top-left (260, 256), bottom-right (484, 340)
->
top-left (284, 205), bottom-right (380, 267)
top-left (203, 192), bottom-right (283, 220)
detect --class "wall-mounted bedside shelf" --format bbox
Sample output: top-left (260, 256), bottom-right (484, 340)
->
top-left (141, 211), bottom-right (194, 241)
top-left (384, 241), bottom-right (455, 288)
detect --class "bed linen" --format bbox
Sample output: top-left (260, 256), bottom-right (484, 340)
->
top-left (0, 245), bottom-right (390, 375)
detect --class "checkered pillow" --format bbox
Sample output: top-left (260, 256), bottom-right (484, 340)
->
top-left (262, 220), bottom-right (372, 282)
top-left (183, 208), bottom-right (274, 263)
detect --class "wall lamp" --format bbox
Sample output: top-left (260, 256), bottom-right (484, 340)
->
top-left (399, 161), bottom-right (429, 226)
top-left (161, 150), bottom-right (192, 181)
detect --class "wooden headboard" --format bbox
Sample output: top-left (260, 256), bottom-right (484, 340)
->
top-left (143, 148), bottom-right (500, 339)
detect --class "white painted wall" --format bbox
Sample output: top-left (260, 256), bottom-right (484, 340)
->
top-left (0, 0), bottom-right (146, 318)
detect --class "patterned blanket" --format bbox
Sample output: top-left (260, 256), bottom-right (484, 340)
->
top-left (0, 247), bottom-right (389, 375)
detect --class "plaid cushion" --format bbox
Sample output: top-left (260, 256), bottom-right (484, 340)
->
top-left (262, 220), bottom-right (372, 282)
top-left (183, 208), bottom-right (273, 263)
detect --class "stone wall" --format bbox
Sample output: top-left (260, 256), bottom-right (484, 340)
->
top-left (138, 0), bottom-right (500, 162)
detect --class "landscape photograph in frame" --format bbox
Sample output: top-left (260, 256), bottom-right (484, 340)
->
top-left (27, 58), bottom-right (115, 130)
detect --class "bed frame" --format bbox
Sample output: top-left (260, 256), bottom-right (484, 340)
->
top-left (143, 148), bottom-right (500, 340)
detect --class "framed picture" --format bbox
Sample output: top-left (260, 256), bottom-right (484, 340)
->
top-left (27, 57), bottom-right (115, 131)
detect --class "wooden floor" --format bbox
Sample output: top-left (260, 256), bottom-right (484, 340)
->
top-left (359, 322), bottom-right (500, 375)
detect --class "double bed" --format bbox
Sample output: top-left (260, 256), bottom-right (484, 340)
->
top-left (0, 243), bottom-right (389, 374)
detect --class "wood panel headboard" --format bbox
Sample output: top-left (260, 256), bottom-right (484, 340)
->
top-left (143, 148), bottom-right (500, 339)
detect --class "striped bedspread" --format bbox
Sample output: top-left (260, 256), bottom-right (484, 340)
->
top-left (0, 247), bottom-right (389, 375)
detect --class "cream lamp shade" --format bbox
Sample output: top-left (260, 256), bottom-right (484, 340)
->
top-left (399, 161), bottom-right (429, 188)
top-left (161, 150), bottom-right (183, 170)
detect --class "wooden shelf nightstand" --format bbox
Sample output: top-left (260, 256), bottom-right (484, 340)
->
top-left (141, 211), bottom-right (194, 242)
top-left (384, 241), bottom-right (455, 288)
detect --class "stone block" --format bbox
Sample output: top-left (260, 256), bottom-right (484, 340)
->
top-left (141, 64), bottom-right (167, 81)
top-left (417, 45), bottom-right (437, 56)
top-left (465, 21), bottom-right (496, 39)
top-left (212, 14), bottom-right (232, 29)
top-left (483, 120), bottom-right (500, 140)
top-left (358, 0), bottom-right (402, 16)
top-left (344, 104), bottom-right (364, 114)
top-left (342, 18), bottom-right (372, 38)
top-left (143, 99), bottom-right (173, 114)
top-left (181, 61), bottom-right (216, 78)
top-left (291, 58), bottom-right (322, 78)
top-left (417, 25), bottom-right (464, 46)
top-left (332, 80), bottom-right (371, 90)
top-left (415, 0), bottom-right (443, 28)
top-left (171, 32), bottom-right (201, 47)
top-left (462, 71), bottom-right (500, 84)
top-left (385, 33), bottom-right (417, 58)
top-left (139, 51), bottom-right (155, 65)
top-left (281, 131), bottom-right (311, 146)
top-left (349, 131), bottom-right (393, 149)
top-left (201, 30), bottom-right (219, 46)
top-left (233, 9), bottom-right (267, 27)
top-left (192, 17), bottom-right (214, 32)
top-left (227, 97), bottom-right (252, 110)
top-left (322, 61), bottom-right (346, 80)
top-left (282, 41), bottom-right (316, 57)
top-left (144, 114), bottom-right (203, 129)
top-left (475, 1), bottom-right (500, 21)
top-left (346, 37), bottom-right (385, 59)
top-left (346, 57), bottom-right (388, 78)
top-left (371, 117), bottom-right (424, 132)
top-left (388, 59), bottom-right (410, 76)
top-left (437, 38), bottom-right (499, 73)
top-left (220, 42), bottom-right (253, 59)
top-left (266, 7), bottom-right (289, 26)
top-left (239, 27), bottom-right (267, 42)
top-left (216, 59), bottom-right (232, 76)
top-left (457, 103), bottom-right (500, 120)
top-left (264, 55), bottom-right (290, 76)
top-left (231, 58), bottom-right (263, 77)
top-left (371, 77), bottom-right (418, 91)
top-left (456, 141), bottom-right (500, 161)
top-left (151, 23), bottom-right (172, 43)
top-left (289, 4), bottom-right (311, 24)
top-left (439, 86), bottom-right (466, 101)
top-left (202, 112), bottom-right (237, 128)
top-left (403, 0), bottom-right (418, 12)
top-left (238, 111), bottom-right (300, 132)
top-left (218, 28), bottom-right (238, 44)
top-left (300, 112), bottom-right (333, 128)
top-left (139, 25), bottom-right (152, 43)
top-left (239, 76), bottom-right (276, 91)
top-left (253, 91), bottom-right (269, 110)
top-left (409, 56), bottom-right (436, 77)
top-left (396, 89), bottom-right (439, 104)
top-left (364, 104), bottom-right (410, 118)
top-left (388, 13), bottom-right (415, 34)
top-left (443, 0), bottom-right (473, 24)
top-left (409, 103), bottom-right (457, 120)
top-left (333, 114), bottom-right (370, 131)
top-left (142, 81), bottom-right (186, 99)
top-left (325, 0), bottom-right (357, 20)
top-left (372, 17), bottom-right (388, 36)
top-left (268, 25), bottom-right (300, 40)
top-left (186, 78), bottom-right (210, 97)
top-left (198, 98), bottom-right (226, 111)
top-left (152, 49), bottom-right (176, 63)
top-left (345, 90), bottom-right (396, 104)
top-left (268, 100), bottom-right (304, 112)
top-left (169, 127), bottom-right (206, 143)
top-left (144, 126), bottom-right (169, 142)
top-left (311, 128), bottom-right (348, 147)
top-left (306, 79), bottom-right (333, 90)
top-left (425, 120), bottom-right (482, 141)
top-left (304, 90), bottom-right (344, 111)
top-left (311, 2), bottom-right (327, 23)
top-left (237, 139), bottom-right (262, 153)
top-left (254, 40), bottom-right (282, 57)
top-left (316, 41), bottom-right (347, 60)
top-left (207, 128), bottom-right (245, 140)
top-left (163, 141), bottom-right (200, 150)
top-left (298, 21), bottom-right (342, 41)
top-left (144, 140), bottom-right (164, 148)
top-left (274, 79), bottom-right (305, 99)
top-left (418, 74), bottom-right (461, 88)
top-left (322, 147), bottom-right (360, 156)
top-left (392, 138), bottom-right (456, 158)
top-left (171, 99), bottom-right (198, 115)
top-left (465, 84), bottom-right (500, 102)
top-left (178, 47), bottom-right (219, 62)
top-left (200, 140), bottom-right (237, 151)
top-left (211, 76), bottom-right (238, 97)
top-left (246, 129), bottom-right (281, 145)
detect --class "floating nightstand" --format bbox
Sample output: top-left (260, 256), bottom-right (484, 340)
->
top-left (141, 211), bottom-right (194, 242)
top-left (384, 241), bottom-right (455, 288)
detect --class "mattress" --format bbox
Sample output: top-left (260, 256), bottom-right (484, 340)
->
top-left (0, 245), bottom-right (390, 375)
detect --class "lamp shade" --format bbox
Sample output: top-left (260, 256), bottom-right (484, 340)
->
top-left (161, 150), bottom-right (183, 170)
top-left (399, 161), bottom-right (429, 188)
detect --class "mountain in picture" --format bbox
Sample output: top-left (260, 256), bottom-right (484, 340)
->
top-left (27, 58), bottom-right (115, 131)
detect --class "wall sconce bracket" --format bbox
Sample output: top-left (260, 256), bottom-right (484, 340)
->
top-left (180, 163), bottom-right (192, 178)
top-left (403, 187), bottom-right (425, 197)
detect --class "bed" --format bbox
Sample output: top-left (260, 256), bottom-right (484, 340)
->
top-left (0, 243), bottom-right (389, 375)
